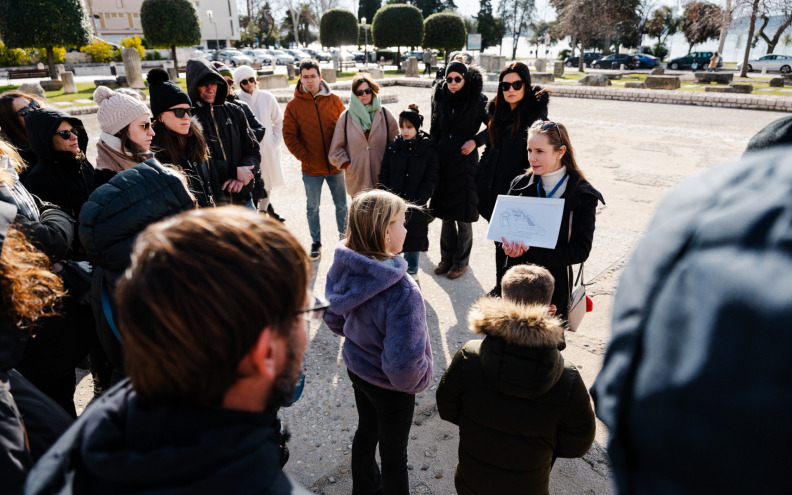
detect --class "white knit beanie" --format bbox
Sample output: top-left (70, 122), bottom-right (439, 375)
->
top-left (93, 85), bottom-right (150, 135)
top-left (233, 65), bottom-right (257, 88)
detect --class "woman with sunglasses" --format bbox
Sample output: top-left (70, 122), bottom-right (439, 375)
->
top-left (0, 91), bottom-right (43, 173)
top-left (477, 62), bottom-right (550, 294)
top-left (147, 68), bottom-right (219, 208)
top-left (329, 73), bottom-right (399, 197)
top-left (92, 86), bottom-right (155, 190)
top-left (501, 121), bottom-right (604, 340)
top-left (429, 61), bottom-right (488, 280)
top-left (233, 65), bottom-right (286, 221)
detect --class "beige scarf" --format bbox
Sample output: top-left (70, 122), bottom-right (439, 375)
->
top-left (96, 132), bottom-right (153, 172)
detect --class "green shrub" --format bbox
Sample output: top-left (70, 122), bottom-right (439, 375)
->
top-left (320, 9), bottom-right (358, 48)
top-left (423, 13), bottom-right (466, 60)
top-left (0, 41), bottom-right (28, 66)
top-left (120, 35), bottom-right (146, 59)
top-left (372, 4), bottom-right (423, 67)
top-left (80, 39), bottom-right (118, 63)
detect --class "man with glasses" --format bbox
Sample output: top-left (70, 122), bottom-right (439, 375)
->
top-left (185, 58), bottom-right (264, 207)
top-left (26, 207), bottom-right (316, 494)
top-left (283, 59), bottom-right (347, 260)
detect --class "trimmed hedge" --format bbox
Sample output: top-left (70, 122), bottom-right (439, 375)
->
top-left (320, 9), bottom-right (358, 48)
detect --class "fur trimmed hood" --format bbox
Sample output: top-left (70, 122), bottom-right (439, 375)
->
top-left (432, 64), bottom-right (485, 106)
top-left (468, 296), bottom-right (565, 348)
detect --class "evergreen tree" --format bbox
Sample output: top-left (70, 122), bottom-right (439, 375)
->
top-left (358, 0), bottom-right (381, 22)
top-left (475, 0), bottom-right (505, 51)
top-left (141, 0), bottom-right (201, 71)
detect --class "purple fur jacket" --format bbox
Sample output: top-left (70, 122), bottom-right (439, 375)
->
top-left (324, 242), bottom-right (433, 394)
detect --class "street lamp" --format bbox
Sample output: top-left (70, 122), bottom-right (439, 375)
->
top-left (362, 17), bottom-right (368, 70)
top-left (207, 9), bottom-right (219, 58)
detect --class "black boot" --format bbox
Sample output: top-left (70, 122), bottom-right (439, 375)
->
top-left (267, 203), bottom-right (285, 222)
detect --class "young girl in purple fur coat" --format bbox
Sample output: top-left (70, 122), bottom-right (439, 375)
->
top-left (324, 189), bottom-right (433, 495)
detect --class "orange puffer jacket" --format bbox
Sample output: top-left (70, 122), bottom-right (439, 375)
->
top-left (283, 80), bottom-right (346, 176)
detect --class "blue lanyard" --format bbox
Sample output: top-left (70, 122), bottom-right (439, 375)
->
top-left (537, 173), bottom-right (568, 198)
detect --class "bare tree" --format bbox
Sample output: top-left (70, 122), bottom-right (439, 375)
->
top-left (755, 0), bottom-right (792, 54)
top-left (498, 0), bottom-right (536, 61)
top-left (740, 0), bottom-right (761, 76)
top-left (552, 0), bottom-right (611, 72)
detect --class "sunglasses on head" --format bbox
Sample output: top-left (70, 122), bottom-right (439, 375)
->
top-left (446, 76), bottom-right (463, 84)
top-left (531, 120), bottom-right (561, 138)
top-left (240, 77), bottom-right (257, 86)
top-left (16, 99), bottom-right (40, 117)
top-left (355, 88), bottom-right (373, 96)
top-left (499, 80), bottom-right (525, 92)
top-left (165, 107), bottom-right (194, 118)
top-left (55, 128), bottom-right (78, 140)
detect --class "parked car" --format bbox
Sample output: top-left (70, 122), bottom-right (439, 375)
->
top-left (737, 54), bottom-right (792, 74)
top-left (667, 51), bottom-right (721, 70)
top-left (401, 50), bottom-right (424, 62)
top-left (241, 49), bottom-right (274, 66)
top-left (302, 48), bottom-right (331, 62)
top-left (218, 49), bottom-right (253, 67)
top-left (284, 49), bottom-right (311, 62)
top-left (448, 50), bottom-right (475, 64)
top-left (633, 52), bottom-right (661, 69)
top-left (192, 49), bottom-right (209, 59)
top-left (328, 49), bottom-right (356, 63)
top-left (349, 50), bottom-right (367, 63)
top-left (565, 52), bottom-right (602, 67)
top-left (592, 53), bottom-right (639, 70)
top-left (265, 50), bottom-right (295, 65)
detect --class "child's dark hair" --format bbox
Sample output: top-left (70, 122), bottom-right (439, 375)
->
top-left (399, 103), bottom-right (422, 129)
top-left (501, 264), bottom-right (554, 306)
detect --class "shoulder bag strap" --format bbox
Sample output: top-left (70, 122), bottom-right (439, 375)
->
top-left (383, 108), bottom-right (389, 148)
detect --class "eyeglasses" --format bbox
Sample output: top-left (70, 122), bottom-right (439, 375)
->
top-left (16, 99), bottom-right (40, 117)
top-left (499, 80), bottom-right (525, 92)
top-left (240, 77), bottom-right (257, 86)
top-left (55, 128), bottom-right (78, 140)
top-left (446, 76), bottom-right (463, 84)
top-left (296, 295), bottom-right (330, 322)
top-left (355, 88), bottom-right (373, 96)
top-left (165, 107), bottom-right (194, 118)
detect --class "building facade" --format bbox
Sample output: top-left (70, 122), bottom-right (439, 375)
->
top-left (83, 0), bottom-right (239, 48)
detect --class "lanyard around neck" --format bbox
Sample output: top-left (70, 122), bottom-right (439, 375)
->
top-left (537, 173), bottom-right (568, 198)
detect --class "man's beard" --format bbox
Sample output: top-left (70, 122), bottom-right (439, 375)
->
top-left (267, 334), bottom-right (302, 410)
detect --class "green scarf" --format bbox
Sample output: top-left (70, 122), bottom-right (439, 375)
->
top-left (349, 92), bottom-right (381, 132)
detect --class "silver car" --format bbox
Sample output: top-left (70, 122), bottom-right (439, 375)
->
top-left (241, 49), bottom-right (274, 66)
top-left (218, 49), bottom-right (253, 67)
top-left (737, 54), bottom-right (792, 74)
top-left (266, 50), bottom-right (295, 65)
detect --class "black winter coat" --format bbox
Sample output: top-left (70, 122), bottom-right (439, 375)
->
top-left (152, 130), bottom-right (220, 208)
top-left (429, 67), bottom-right (488, 222)
top-left (437, 297), bottom-right (595, 495)
top-left (22, 109), bottom-right (94, 226)
top-left (25, 381), bottom-right (311, 495)
top-left (186, 59), bottom-right (264, 204)
top-left (378, 132), bottom-right (439, 252)
top-left (79, 160), bottom-right (195, 376)
top-left (504, 172), bottom-right (604, 320)
top-left (476, 90), bottom-right (549, 221)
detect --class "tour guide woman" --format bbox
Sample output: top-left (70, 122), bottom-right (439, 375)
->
top-left (501, 121), bottom-right (604, 329)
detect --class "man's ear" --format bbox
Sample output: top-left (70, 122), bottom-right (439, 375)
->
top-left (249, 327), bottom-right (279, 380)
top-left (548, 304), bottom-right (557, 316)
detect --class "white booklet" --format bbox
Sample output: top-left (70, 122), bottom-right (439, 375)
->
top-left (485, 195), bottom-right (565, 249)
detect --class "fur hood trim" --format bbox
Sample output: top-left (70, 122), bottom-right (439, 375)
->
top-left (432, 65), bottom-right (485, 106)
top-left (468, 296), bottom-right (564, 348)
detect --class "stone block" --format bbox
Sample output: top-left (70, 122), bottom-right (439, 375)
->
top-left (405, 57), bottom-right (419, 77)
top-left (769, 78), bottom-right (784, 88)
top-left (257, 74), bottom-right (288, 90)
top-left (552, 61), bottom-right (565, 77)
top-left (369, 68), bottom-right (384, 79)
top-left (602, 72), bottom-right (622, 80)
top-left (645, 75), bottom-right (680, 90)
top-left (94, 79), bottom-right (120, 89)
top-left (578, 74), bottom-right (611, 87)
top-left (167, 67), bottom-right (178, 81)
top-left (704, 86), bottom-right (734, 93)
top-left (492, 56), bottom-right (506, 73)
top-left (61, 71), bottom-right (77, 94)
top-left (532, 72), bottom-right (554, 83)
top-left (18, 83), bottom-right (45, 98)
top-left (39, 80), bottom-right (63, 92)
top-left (116, 75), bottom-right (128, 87)
top-left (479, 54), bottom-right (492, 73)
top-left (624, 81), bottom-right (646, 89)
top-left (121, 47), bottom-right (145, 89)
top-left (728, 83), bottom-right (753, 94)
top-left (694, 72), bottom-right (733, 84)
top-left (486, 73), bottom-right (499, 82)
top-left (286, 64), bottom-right (296, 79)
top-left (320, 67), bottom-right (336, 83)
top-left (533, 59), bottom-right (547, 72)
top-left (649, 67), bottom-right (665, 75)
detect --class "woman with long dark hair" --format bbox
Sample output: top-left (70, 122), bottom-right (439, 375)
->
top-left (477, 62), bottom-right (550, 293)
top-left (0, 90), bottom-right (43, 171)
top-left (148, 68), bottom-right (218, 207)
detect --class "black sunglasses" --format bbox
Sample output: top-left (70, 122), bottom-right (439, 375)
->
top-left (531, 120), bottom-right (561, 138)
top-left (446, 76), bottom-right (463, 84)
top-left (355, 88), bottom-right (373, 96)
top-left (499, 80), bottom-right (525, 92)
top-left (165, 107), bottom-right (194, 118)
top-left (240, 77), bottom-right (257, 86)
top-left (55, 128), bottom-right (78, 140)
top-left (16, 99), bottom-right (40, 117)
top-left (296, 295), bottom-right (330, 322)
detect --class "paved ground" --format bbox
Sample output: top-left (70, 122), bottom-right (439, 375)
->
top-left (71, 85), bottom-right (788, 494)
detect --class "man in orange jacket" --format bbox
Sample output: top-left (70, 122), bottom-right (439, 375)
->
top-left (283, 59), bottom-right (347, 260)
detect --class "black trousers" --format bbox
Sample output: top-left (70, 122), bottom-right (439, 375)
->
top-left (348, 370), bottom-right (415, 495)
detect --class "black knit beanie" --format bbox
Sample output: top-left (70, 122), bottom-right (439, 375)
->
top-left (399, 104), bottom-right (423, 130)
top-left (445, 61), bottom-right (468, 79)
top-left (147, 68), bottom-right (192, 117)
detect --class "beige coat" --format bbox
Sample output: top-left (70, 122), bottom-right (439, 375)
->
top-left (328, 107), bottom-right (399, 197)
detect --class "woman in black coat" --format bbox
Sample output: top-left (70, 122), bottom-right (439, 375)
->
top-left (477, 62), bottom-right (550, 294)
top-left (429, 62), bottom-right (488, 280)
top-left (378, 104), bottom-right (439, 275)
top-left (501, 121), bottom-right (604, 327)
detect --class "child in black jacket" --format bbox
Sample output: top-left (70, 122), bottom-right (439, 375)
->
top-left (378, 104), bottom-right (439, 276)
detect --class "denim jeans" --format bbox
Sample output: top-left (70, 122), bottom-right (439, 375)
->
top-left (302, 172), bottom-right (348, 244)
top-left (348, 370), bottom-right (415, 495)
top-left (440, 219), bottom-right (473, 267)
top-left (403, 252), bottom-right (419, 273)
